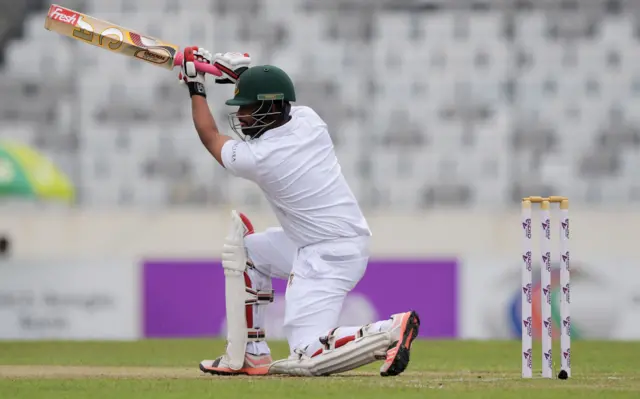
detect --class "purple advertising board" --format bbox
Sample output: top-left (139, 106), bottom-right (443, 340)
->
top-left (143, 259), bottom-right (458, 338)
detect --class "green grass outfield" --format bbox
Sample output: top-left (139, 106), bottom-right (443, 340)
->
top-left (0, 340), bottom-right (638, 398)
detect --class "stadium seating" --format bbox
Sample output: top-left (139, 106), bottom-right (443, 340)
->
top-left (2, 0), bottom-right (640, 208)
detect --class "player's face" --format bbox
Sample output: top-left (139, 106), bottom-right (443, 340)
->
top-left (237, 104), bottom-right (260, 127)
top-left (236, 102), bottom-right (279, 138)
top-left (237, 104), bottom-right (261, 137)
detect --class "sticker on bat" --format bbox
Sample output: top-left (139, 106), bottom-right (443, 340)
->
top-left (128, 32), bottom-right (176, 65)
top-left (72, 16), bottom-right (95, 42)
top-left (48, 6), bottom-right (80, 25)
top-left (70, 17), bottom-right (124, 51)
top-left (134, 49), bottom-right (173, 64)
top-left (128, 32), bottom-right (162, 47)
top-left (100, 27), bottom-right (124, 50)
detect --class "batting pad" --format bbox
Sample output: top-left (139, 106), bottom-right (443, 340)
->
top-left (268, 331), bottom-right (390, 376)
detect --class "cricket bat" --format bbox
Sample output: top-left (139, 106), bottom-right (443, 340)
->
top-left (44, 4), bottom-right (220, 75)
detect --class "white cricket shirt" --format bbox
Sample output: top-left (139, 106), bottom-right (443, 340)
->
top-left (221, 106), bottom-right (371, 248)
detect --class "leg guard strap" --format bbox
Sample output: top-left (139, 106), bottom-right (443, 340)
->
top-left (243, 271), bottom-right (273, 342)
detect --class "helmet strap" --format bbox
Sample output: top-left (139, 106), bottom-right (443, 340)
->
top-left (281, 101), bottom-right (291, 122)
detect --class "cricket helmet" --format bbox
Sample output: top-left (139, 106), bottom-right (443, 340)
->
top-left (225, 65), bottom-right (296, 106)
top-left (226, 65), bottom-right (296, 140)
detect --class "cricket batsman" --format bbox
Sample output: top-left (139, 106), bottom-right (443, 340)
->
top-left (179, 46), bottom-right (420, 377)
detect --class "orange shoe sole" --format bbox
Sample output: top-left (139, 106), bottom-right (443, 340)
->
top-left (380, 310), bottom-right (420, 377)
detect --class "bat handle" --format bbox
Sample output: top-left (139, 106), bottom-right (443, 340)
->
top-left (173, 52), bottom-right (222, 76)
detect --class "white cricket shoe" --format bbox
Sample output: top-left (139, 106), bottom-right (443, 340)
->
top-left (200, 353), bottom-right (272, 376)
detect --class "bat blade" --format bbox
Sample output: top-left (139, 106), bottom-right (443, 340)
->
top-left (45, 4), bottom-right (178, 70)
top-left (44, 4), bottom-right (220, 75)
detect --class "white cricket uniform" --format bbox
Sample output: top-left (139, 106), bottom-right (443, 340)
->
top-left (220, 106), bottom-right (371, 352)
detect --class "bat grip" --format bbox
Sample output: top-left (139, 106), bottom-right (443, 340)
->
top-left (174, 52), bottom-right (222, 76)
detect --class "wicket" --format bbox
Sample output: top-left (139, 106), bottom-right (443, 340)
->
top-left (521, 196), bottom-right (571, 379)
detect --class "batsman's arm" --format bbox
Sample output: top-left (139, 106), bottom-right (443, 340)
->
top-left (190, 96), bottom-right (233, 166)
top-left (181, 46), bottom-right (232, 166)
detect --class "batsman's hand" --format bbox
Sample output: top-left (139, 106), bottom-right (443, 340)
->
top-left (213, 52), bottom-right (251, 84)
top-left (179, 46), bottom-right (212, 97)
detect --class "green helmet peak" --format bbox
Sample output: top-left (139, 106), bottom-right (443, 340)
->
top-left (225, 65), bottom-right (296, 106)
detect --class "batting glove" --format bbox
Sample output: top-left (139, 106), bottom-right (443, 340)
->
top-left (179, 46), bottom-right (212, 97)
top-left (213, 52), bottom-right (251, 84)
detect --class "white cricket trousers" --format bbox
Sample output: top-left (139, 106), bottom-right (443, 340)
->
top-left (245, 227), bottom-right (370, 353)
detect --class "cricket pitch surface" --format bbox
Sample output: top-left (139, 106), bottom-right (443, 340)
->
top-left (0, 340), bottom-right (638, 398)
